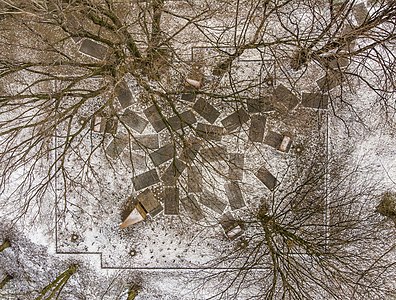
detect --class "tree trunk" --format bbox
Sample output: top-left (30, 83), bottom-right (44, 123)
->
top-left (0, 274), bottom-right (12, 289)
top-left (0, 239), bottom-right (10, 252)
top-left (35, 264), bottom-right (78, 300)
top-left (127, 285), bottom-right (140, 300)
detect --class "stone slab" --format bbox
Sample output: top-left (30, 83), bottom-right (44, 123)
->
top-left (116, 82), bottom-right (134, 109)
top-left (301, 93), bottom-right (329, 109)
top-left (221, 108), bottom-right (250, 132)
top-left (219, 212), bottom-right (243, 240)
top-left (132, 169), bottom-right (160, 191)
top-left (181, 194), bottom-right (204, 221)
top-left (193, 98), bottom-right (220, 124)
top-left (79, 39), bottom-right (107, 60)
top-left (273, 84), bottom-right (299, 111)
top-left (120, 109), bottom-right (148, 133)
top-left (132, 134), bottom-right (159, 150)
top-left (167, 110), bottom-right (197, 130)
top-left (180, 92), bottom-right (196, 102)
top-left (264, 131), bottom-right (284, 149)
top-left (228, 153), bottom-right (244, 180)
top-left (149, 143), bottom-right (175, 166)
top-left (144, 105), bottom-right (167, 132)
top-left (225, 181), bottom-right (245, 210)
top-left (196, 123), bottom-right (224, 141)
top-left (137, 189), bottom-right (162, 215)
top-left (105, 134), bottom-right (128, 159)
top-left (249, 114), bottom-right (267, 142)
top-left (353, 3), bottom-right (368, 25)
top-left (187, 166), bottom-right (202, 193)
top-left (161, 158), bottom-right (187, 186)
top-left (255, 166), bottom-right (277, 191)
top-left (163, 187), bottom-right (179, 215)
top-left (199, 191), bottom-right (227, 214)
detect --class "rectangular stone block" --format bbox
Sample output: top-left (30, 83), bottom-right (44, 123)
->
top-left (188, 166), bottom-right (202, 193)
top-left (196, 123), bottom-right (224, 141)
top-left (181, 194), bottom-right (204, 221)
top-left (255, 166), bottom-right (277, 191)
top-left (181, 92), bottom-right (196, 102)
top-left (120, 109), bottom-right (148, 133)
top-left (137, 189), bottom-right (162, 215)
top-left (193, 98), bottom-right (220, 124)
top-left (105, 134), bottom-right (128, 159)
top-left (273, 84), bottom-right (299, 111)
top-left (161, 158), bottom-right (187, 186)
top-left (149, 143), bottom-right (175, 166)
top-left (228, 153), bottom-right (244, 180)
top-left (116, 82), bottom-right (134, 109)
top-left (132, 169), bottom-right (160, 191)
top-left (219, 212), bottom-right (243, 240)
top-left (132, 134), bottom-right (159, 150)
top-left (167, 110), bottom-right (197, 130)
top-left (249, 115), bottom-right (266, 142)
top-left (353, 3), bottom-right (368, 25)
top-left (79, 39), bottom-right (107, 60)
top-left (163, 187), bottom-right (179, 215)
top-left (301, 93), bottom-right (329, 109)
top-left (144, 105), bottom-right (166, 132)
top-left (199, 191), bottom-right (227, 214)
top-left (221, 108), bottom-right (250, 132)
top-left (225, 181), bottom-right (245, 210)
top-left (264, 131), bottom-right (284, 149)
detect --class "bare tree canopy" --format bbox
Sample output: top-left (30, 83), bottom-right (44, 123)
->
top-left (0, 0), bottom-right (395, 299)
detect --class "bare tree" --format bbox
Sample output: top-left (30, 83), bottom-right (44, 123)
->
top-left (194, 154), bottom-right (396, 299)
top-left (35, 264), bottom-right (78, 300)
